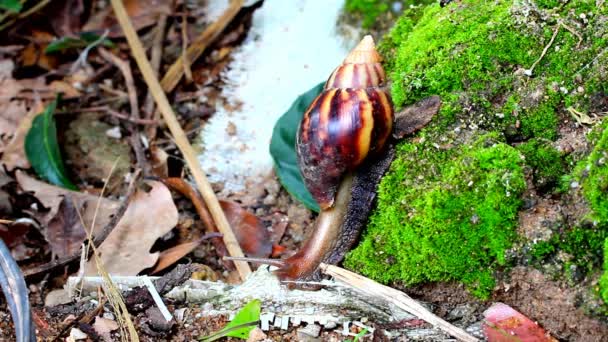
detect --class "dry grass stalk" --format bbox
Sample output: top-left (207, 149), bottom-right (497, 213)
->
top-left (109, 0), bottom-right (252, 281)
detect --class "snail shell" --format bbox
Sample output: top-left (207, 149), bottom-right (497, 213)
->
top-left (297, 36), bottom-right (394, 210)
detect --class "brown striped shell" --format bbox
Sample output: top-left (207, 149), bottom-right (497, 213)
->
top-left (297, 36), bottom-right (394, 210)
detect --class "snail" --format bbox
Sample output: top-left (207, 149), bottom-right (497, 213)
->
top-left (227, 36), bottom-right (438, 284)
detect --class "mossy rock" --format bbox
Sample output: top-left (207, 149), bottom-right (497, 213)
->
top-left (345, 0), bottom-right (608, 300)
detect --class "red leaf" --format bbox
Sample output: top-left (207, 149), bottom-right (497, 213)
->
top-left (483, 302), bottom-right (557, 342)
top-left (220, 200), bottom-right (272, 258)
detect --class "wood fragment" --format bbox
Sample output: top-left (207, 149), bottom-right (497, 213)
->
top-left (320, 264), bottom-right (479, 342)
top-left (160, 0), bottom-right (245, 92)
top-left (109, 0), bottom-right (252, 281)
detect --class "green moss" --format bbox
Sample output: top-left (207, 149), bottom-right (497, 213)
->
top-left (576, 119), bottom-right (608, 223)
top-left (380, 0), bottom-right (607, 141)
top-left (345, 134), bottom-right (526, 299)
top-left (517, 138), bottom-right (565, 192)
top-left (345, 0), bottom-right (390, 29)
top-left (345, 0), bottom-right (433, 29)
top-left (600, 239), bottom-right (608, 303)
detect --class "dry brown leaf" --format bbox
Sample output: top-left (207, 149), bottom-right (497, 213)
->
top-left (1, 100), bottom-right (44, 170)
top-left (0, 59), bottom-right (26, 139)
top-left (0, 100), bottom-right (28, 139)
top-left (20, 31), bottom-right (60, 71)
top-left (49, 80), bottom-right (81, 99)
top-left (220, 200), bottom-right (272, 258)
top-left (46, 196), bottom-right (87, 259)
top-left (84, 181), bottom-right (178, 276)
top-left (150, 239), bottom-right (201, 275)
top-left (83, 0), bottom-right (171, 38)
top-left (16, 171), bottom-right (120, 232)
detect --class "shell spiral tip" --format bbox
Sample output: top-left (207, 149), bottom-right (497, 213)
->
top-left (344, 35), bottom-right (381, 64)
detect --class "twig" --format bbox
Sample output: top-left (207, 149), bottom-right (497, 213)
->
top-left (144, 13), bottom-right (168, 141)
top-left (98, 48), bottom-right (141, 121)
top-left (525, 21), bottom-right (584, 76)
top-left (57, 106), bottom-right (160, 125)
top-left (320, 264), bottom-right (480, 342)
top-left (180, 11), bottom-right (193, 83)
top-left (143, 13), bottom-right (168, 126)
top-left (525, 23), bottom-right (561, 76)
top-left (560, 21), bottom-right (583, 48)
top-left (110, 0), bottom-right (252, 281)
top-left (160, 0), bottom-right (245, 92)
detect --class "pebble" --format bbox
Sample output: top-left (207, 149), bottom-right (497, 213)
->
top-left (69, 328), bottom-right (88, 340)
top-left (105, 126), bottom-right (122, 139)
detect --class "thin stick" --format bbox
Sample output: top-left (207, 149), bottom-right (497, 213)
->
top-left (57, 106), bottom-right (159, 125)
top-left (160, 0), bottom-right (244, 92)
top-left (526, 21), bottom-right (584, 76)
top-left (320, 264), bottom-right (479, 342)
top-left (525, 23), bottom-right (560, 76)
top-left (110, 0), bottom-right (252, 281)
top-left (98, 48), bottom-right (141, 120)
top-left (180, 11), bottom-right (193, 83)
top-left (143, 13), bottom-right (168, 138)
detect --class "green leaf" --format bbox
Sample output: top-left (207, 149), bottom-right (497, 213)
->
top-left (0, 0), bottom-right (22, 12)
top-left (45, 32), bottom-right (114, 54)
top-left (199, 299), bottom-right (261, 341)
top-left (25, 97), bottom-right (77, 190)
top-left (269, 83), bottom-right (324, 213)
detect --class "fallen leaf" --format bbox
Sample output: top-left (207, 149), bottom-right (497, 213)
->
top-left (93, 316), bottom-right (118, 342)
top-left (16, 170), bottom-right (119, 232)
top-left (0, 60), bottom-right (26, 138)
top-left (151, 233), bottom-right (223, 274)
top-left (82, 0), bottom-right (171, 38)
top-left (25, 98), bottom-right (77, 190)
top-left (20, 31), bottom-right (60, 71)
top-left (84, 181), bottom-right (178, 276)
top-left (220, 200), bottom-right (272, 258)
top-left (483, 302), bottom-right (557, 342)
top-left (1, 100), bottom-right (44, 170)
top-left (150, 240), bottom-right (201, 275)
top-left (48, 80), bottom-right (81, 99)
top-left (46, 196), bottom-right (87, 259)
